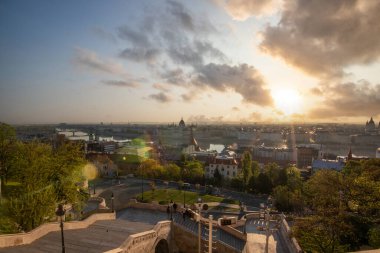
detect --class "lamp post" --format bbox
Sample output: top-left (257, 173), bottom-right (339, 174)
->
top-left (55, 204), bottom-right (66, 253)
top-left (170, 200), bottom-right (173, 220)
top-left (183, 186), bottom-right (186, 208)
top-left (197, 198), bottom-right (202, 253)
top-left (141, 169), bottom-right (144, 201)
top-left (111, 192), bottom-right (114, 212)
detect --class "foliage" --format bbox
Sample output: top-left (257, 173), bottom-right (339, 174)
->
top-left (182, 160), bottom-right (204, 183)
top-left (0, 125), bottom-right (87, 232)
top-left (241, 151), bottom-right (252, 191)
top-left (135, 189), bottom-right (239, 205)
top-left (294, 216), bottom-right (352, 253)
top-left (255, 172), bottom-right (272, 194)
top-left (368, 226), bottom-right (380, 248)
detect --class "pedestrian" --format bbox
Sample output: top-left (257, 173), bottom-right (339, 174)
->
top-left (182, 210), bottom-right (186, 222)
top-left (166, 205), bottom-right (170, 220)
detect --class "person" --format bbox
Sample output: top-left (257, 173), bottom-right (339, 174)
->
top-left (166, 205), bottom-right (170, 219)
top-left (182, 210), bottom-right (186, 221)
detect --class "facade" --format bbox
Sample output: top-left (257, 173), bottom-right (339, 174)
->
top-left (252, 146), bottom-right (295, 167)
top-left (296, 145), bottom-right (321, 168)
top-left (365, 117), bottom-right (377, 133)
top-left (205, 155), bottom-right (239, 179)
top-left (312, 159), bottom-right (345, 172)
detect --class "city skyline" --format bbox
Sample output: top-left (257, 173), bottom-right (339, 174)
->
top-left (1, 0), bottom-right (380, 124)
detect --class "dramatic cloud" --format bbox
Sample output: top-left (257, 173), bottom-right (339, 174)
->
top-left (101, 80), bottom-right (139, 88)
top-left (149, 92), bottom-right (172, 103)
top-left (216, 0), bottom-right (278, 20)
top-left (232, 106), bottom-right (240, 111)
top-left (193, 63), bottom-right (273, 106)
top-left (73, 48), bottom-right (125, 75)
top-left (308, 81), bottom-right (380, 118)
top-left (160, 68), bottom-right (187, 85)
top-left (260, 0), bottom-right (380, 77)
top-left (152, 83), bottom-right (171, 92)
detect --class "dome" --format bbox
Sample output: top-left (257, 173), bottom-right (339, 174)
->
top-left (179, 118), bottom-right (185, 127)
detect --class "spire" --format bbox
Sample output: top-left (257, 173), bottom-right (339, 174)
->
top-left (347, 147), bottom-right (352, 161)
top-left (369, 117), bottom-right (375, 124)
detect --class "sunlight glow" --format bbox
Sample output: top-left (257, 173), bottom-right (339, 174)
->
top-left (271, 89), bottom-right (302, 115)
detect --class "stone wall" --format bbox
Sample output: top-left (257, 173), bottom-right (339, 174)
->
top-left (171, 223), bottom-right (240, 253)
top-left (0, 212), bottom-right (116, 248)
top-left (104, 221), bottom-right (171, 253)
top-left (278, 218), bottom-right (302, 253)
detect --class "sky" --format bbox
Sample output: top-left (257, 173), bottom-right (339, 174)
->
top-left (0, 0), bottom-right (380, 124)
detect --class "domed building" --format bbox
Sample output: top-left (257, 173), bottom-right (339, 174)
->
top-left (179, 117), bottom-right (186, 128)
top-left (365, 117), bottom-right (377, 133)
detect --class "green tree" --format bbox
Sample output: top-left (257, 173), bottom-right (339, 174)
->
top-left (255, 172), bottom-right (272, 194)
top-left (0, 123), bottom-right (16, 195)
top-left (294, 215), bottom-right (353, 253)
top-left (213, 168), bottom-right (223, 187)
top-left (3, 141), bottom-right (86, 231)
top-left (164, 163), bottom-right (181, 181)
top-left (241, 151), bottom-right (252, 191)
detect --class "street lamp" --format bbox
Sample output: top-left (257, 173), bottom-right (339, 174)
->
top-left (170, 200), bottom-right (173, 220)
top-left (111, 192), bottom-right (114, 212)
top-left (55, 204), bottom-right (66, 253)
top-left (183, 185), bottom-right (186, 208)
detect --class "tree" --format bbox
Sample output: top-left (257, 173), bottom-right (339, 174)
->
top-left (294, 215), bottom-right (353, 253)
top-left (182, 160), bottom-right (204, 183)
top-left (213, 168), bottom-right (223, 187)
top-left (255, 172), bottom-right (272, 194)
top-left (164, 163), bottom-right (181, 181)
top-left (241, 151), bottom-right (252, 191)
top-left (2, 140), bottom-right (86, 231)
top-left (0, 123), bottom-right (16, 195)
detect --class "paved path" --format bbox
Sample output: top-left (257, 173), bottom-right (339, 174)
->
top-left (245, 219), bottom-right (288, 253)
top-left (0, 209), bottom-right (168, 253)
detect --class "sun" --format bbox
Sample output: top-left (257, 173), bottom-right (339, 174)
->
top-left (271, 89), bottom-right (302, 115)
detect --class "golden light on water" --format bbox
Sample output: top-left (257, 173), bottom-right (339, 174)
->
top-left (271, 89), bottom-right (302, 116)
top-left (83, 163), bottom-right (98, 180)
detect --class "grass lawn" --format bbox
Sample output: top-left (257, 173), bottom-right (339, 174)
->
top-left (135, 189), bottom-right (239, 205)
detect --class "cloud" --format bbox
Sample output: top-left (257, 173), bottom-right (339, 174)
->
top-left (308, 80), bottom-right (380, 119)
top-left (216, 0), bottom-right (278, 20)
top-left (250, 111), bottom-right (262, 120)
top-left (120, 48), bottom-right (160, 63)
top-left (181, 90), bottom-right (199, 102)
top-left (187, 114), bottom-right (225, 123)
top-left (73, 48), bottom-right (125, 75)
top-left (260, 0), bottom-right (380, 78)
top-left (92, 27), bottom-right (117, 43)
top-left (149, 92), bottom-right (172, 103)
top-left (232, 106), bottom-right (240, 111)
top-left (101, 80), bottom-right (139, 88)
top-left (160, 68), bottom-right (187, 85)
top-left (152, 83), bottom-right (171, 92)
top-left (193, 63), bottom-right (273, 106)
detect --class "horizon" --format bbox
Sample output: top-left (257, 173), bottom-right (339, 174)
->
top-left (1, 0), bottom-right (380, 124)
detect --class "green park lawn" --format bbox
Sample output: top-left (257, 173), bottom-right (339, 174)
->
top-left (135, 189), bottom-right (238, 205)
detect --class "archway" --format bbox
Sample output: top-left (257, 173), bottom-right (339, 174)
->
top-left (155, 239), bottom-right (169, 253)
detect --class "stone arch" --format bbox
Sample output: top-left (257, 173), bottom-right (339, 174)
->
top-left (154, 239), bottom-right (169, 253)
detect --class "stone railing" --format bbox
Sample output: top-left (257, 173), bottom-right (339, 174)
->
top-left (278, 217), bottom-right (302, 253)
top-left (88, 196), bottom-right (107, 208)
top-left (104, 221), bottom-right (171, 253)
top-left (0, 212), bottom-right (116, 248)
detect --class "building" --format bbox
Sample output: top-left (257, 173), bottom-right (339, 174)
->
top-left (205, 155), bottom-right (239, 179)
top-left (376, 148), bottom-right (380, 158)
top-left (296, 145), bottom-right (322, 168)
top-left (365, 117), bottom-right (377, 133)
top-left (311, 159), bottom-right (345, 172)
top-left (252, 146), bottom-right (295, 167)
top-left (179, 117), bottom-right (186, 128)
